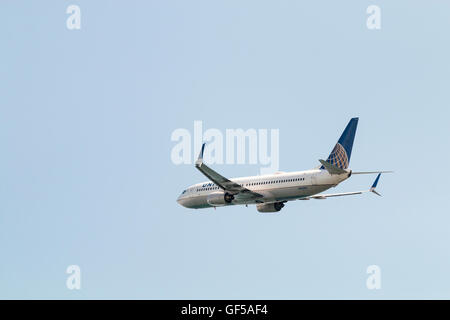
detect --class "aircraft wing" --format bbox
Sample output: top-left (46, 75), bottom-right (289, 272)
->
top-left (195, 143), bottom-right (264, 200)
top-left (301, 173), bottom-right (383, 200)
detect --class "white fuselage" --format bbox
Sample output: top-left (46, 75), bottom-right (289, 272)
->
top-left (177, 169), bottom-right (351, 209)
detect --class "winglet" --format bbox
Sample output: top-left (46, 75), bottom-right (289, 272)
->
top-left (195, 143), bottom-right (206, 167)
top-left (369, 173), bottom-right (382, 196)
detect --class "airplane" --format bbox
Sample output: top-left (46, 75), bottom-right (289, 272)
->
top-left (176, 118), bottom-right (392, 212)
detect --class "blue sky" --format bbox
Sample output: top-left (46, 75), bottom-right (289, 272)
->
top-left (1, 1), bottom-right (450, 299)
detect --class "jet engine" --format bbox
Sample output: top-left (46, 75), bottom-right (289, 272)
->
top-left (207, 191), bottom-right (235, 206)
top-left (256, 202), bottom-right (285, 213)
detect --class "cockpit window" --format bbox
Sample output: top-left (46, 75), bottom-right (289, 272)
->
top-left (182, 190), bottom-right (187, 194)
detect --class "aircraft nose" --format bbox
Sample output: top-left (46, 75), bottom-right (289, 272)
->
top-left (177, 195), bottom-right (187, 207)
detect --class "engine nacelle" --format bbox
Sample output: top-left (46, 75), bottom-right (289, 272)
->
top-left (207, 192), bottom-right (234, 206)
top-left (256, 202), bottom-right (285, 213)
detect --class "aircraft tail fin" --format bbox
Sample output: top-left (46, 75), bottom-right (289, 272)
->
top-left (320, 117), bottom-right (358, 170)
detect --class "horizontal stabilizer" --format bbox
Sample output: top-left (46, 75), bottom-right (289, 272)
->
top-left (352, 171), bottom-right (393, 175)
top-left (319, 159), bottom-right (347, 175)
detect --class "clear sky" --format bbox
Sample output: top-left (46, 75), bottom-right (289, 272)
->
top-left (1, 1), bottom-right (450, 299)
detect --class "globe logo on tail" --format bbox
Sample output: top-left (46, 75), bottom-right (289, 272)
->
top-left (326, 143), bottom-right (349, 169)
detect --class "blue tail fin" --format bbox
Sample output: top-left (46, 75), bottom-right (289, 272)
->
top-left (321, 117), bottom-right (359, 170)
